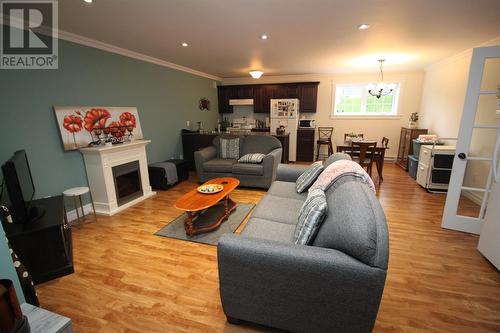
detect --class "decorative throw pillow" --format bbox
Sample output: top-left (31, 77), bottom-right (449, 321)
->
top-left (295, 161), bottom-right (324, 193)
top-left (238, 153), bottom-right (266, 164)
top-left (294, 188), bottom-right (328, 245)
top-left (219, 138), bottom-right (240, 159)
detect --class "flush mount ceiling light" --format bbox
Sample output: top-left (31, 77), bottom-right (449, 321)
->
top-left (260, 34), bottom-right (268, 40)
top-left (181, 42), bottom-right (188, 47)
top-left (357, 23), bottom-right (370, 30)
top-left (249, 70), bottom-right (264, 79)
top-left (83, 0), bottom-right (93, 3)
top-left (367, 59), bottom-right (396, 99)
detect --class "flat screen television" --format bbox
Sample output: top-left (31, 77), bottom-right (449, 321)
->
top-left (1, 150), bottom-right (45, 224)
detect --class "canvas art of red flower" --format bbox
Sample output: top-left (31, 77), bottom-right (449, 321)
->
top-left (119, 112), bottom-right (137, 128)
top-left (63, 115), bottom-right (83, 133)
top-left (84, 108), bottom-right (111, 132)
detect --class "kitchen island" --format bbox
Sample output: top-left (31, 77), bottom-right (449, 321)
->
top-left (181, 130), bottom-right (290, 170)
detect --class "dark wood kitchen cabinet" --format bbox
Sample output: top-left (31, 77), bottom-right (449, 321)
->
top-left (218, 82), bottom-right (319, 114)
top-left (296, 128), bottom-right (315, 162)
top-left (298, 83), bottom-right (319, 113)
top-left (218, 86), bottom-right (233, 114)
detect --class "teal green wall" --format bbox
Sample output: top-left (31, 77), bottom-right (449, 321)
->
top-left (0, 39), bottom-right (218, 198)
top-left (0, 223), bottom-right (25, 303)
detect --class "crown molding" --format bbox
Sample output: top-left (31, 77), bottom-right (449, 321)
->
top-left (425, 35), bottom-right (500, 72)
top-left (58, 30), bottom-right (222, 81)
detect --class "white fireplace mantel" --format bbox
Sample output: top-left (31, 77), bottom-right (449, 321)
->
top-left (80, 140), bottom-right (156, 216)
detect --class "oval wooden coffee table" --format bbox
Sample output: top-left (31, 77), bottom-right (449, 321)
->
top-left (174, 177), bottom-right (240, 236)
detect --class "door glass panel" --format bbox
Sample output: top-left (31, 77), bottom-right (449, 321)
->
top-left (480, 58), bottom-right (500, 92)
top-left (469, 127), bottom-right (497, 158)
top-left (456, 189), bottom-right (483, 218)
top-left (474, 94), bottom-right (500, 126)
top-left (462, 159), bottom-right (490, 189)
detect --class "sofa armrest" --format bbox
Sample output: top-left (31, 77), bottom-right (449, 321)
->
top-left (217, 234), bottom-right (386, 333)
top-left (275, 163), bottom-right (309, 182)
top-left (194, 146), bottom-right (217, 176)
top-left (262, 148), bottom-right (282, 182)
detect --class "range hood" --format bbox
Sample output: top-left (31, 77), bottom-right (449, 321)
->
top-left (229, 99), bottom-right (254, 106)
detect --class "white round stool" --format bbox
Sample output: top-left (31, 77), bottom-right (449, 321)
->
top-left (63, 186), bottom-right (98, 226)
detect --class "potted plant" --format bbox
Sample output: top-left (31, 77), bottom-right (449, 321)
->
top-left (409, 112), bottom-right (419, 129)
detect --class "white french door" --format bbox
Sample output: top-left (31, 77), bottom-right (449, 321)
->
top-left (442, 45), bottom-right (500, 234)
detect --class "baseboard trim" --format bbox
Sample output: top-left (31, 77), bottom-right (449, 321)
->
top-left (65, 203), bottom-right (95, 224)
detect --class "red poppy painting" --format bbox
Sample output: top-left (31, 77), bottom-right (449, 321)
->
top-left (54, 106), bottom-right (143, 151)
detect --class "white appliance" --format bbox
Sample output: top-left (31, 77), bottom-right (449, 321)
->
top-left (270, 98), bottom-right (299, 161)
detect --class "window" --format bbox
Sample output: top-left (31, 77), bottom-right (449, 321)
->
top-left (333, 83), bottom-right (400, 116)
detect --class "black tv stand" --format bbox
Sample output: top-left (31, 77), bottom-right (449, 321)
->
top-left (27, 205), bottom-right (46, 222)
top-left (2, 195), bottom-right (74, 285)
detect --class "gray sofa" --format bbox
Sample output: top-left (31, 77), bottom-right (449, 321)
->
top-left (217, 154), bottom-right (389, 333)
top-left (194, 134), bottom-right (282, 189)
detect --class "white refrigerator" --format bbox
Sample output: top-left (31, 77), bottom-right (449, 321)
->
top-left (270, 99), bottom-right (299, 161)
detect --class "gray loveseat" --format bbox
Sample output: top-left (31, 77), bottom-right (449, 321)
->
top-left (217, 154), bottom-right (389, 333)
top-left (194, 134), bottom-right (282, 189)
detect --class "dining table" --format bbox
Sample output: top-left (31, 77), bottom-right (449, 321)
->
top-left (336, 140), bottom-right (390, 182)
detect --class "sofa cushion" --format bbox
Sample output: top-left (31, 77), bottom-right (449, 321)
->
top-left (203, 158), bottom-right (237, 173)
top-left (238, 153), bottom-right (266, 164)
top-left (241, 135), bottom-right (282, 155)
top-left (312, 180), bottom-right (386, 267)
top-left (241, 217), bottom-right (295, 243)
top-left (213, 135), bottom-right (245, 157)
top-left (294, 189), bottom-right (328, 245)
top-left (295, 161), bottom-right (323, 193)
top-left (232, 163), bottom-right (264, 176)
top-left (220, 138), bottom-right (241, 159)
top-left (323, 152), bottom-right (352, 169)
top-left (268, 181), bottom-right (308, 201)
top-left (251, 195), bottom-right (303, 225)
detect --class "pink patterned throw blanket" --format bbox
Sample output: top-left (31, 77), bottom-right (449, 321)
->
top-left (309, 159), bottom-right (376, 193)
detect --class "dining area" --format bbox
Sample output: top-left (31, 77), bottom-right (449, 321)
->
top-left (314, 127), bottom-right (390, 183)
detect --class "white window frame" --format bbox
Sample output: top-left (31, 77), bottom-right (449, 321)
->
top-left (331, 82), bottom-right (402, 119)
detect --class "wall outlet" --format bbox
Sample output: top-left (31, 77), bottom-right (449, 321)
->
top-left (186, 120), bottom-right (190, 127)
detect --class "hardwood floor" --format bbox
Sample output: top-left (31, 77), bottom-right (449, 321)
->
top-left (37, 163), bottom-right (500, 333)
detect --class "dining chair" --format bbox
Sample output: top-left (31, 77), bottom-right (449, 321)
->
top-left (371, 137), bottom-right (389, 182)
top-left (350, 141), bottom-right (377, 176)
top-left (316, 127), bottom-right (334, 161)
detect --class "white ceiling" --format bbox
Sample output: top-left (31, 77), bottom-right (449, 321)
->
top-left (59, 0), bottom-right (500, 78)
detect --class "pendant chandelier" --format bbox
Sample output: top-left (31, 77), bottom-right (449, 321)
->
top-left (368, 59), bottom-right (396, 99)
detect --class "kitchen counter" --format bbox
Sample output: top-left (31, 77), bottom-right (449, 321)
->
top-left (181, 131), bottom-right (290, 168)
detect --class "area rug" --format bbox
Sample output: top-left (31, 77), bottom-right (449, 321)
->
top-left (155, 202), bottom-right (255, 245)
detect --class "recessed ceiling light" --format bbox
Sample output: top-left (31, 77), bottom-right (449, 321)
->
top-left (181, 42), bottom-right (188, 47)
top-left (249, 70), bottom-right (264, 79)
top-left (358, 23), bottom-right (370, 30)
top-left (260, 34), bottom-right (268, 40)
top-left (83, 0), bottom-right (93, 3)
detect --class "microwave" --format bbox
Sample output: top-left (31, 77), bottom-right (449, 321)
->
top-left (299, 119), bottom-right (316, 128)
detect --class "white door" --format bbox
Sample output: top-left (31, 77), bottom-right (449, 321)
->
top-left (442, 45), bottom-right (500, 234)
top-left (478, 181), bottom-right (500, 269)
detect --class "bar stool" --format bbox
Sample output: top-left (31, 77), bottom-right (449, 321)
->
top-left (63, 186), bottom-right (98, 226)
top-left (316, 127), bottom-right (334, 161)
